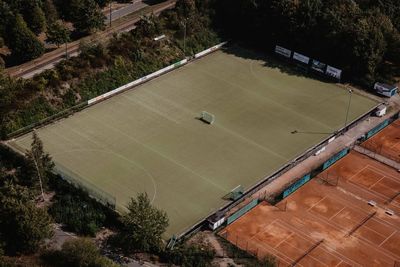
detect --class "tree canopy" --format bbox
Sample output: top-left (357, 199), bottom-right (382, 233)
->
top-left (216, 0), bottom-right (400, 85)
top-left (116, 192), bottom-right (169, 253)
top-left (0, 183), bottom-right (53, 254)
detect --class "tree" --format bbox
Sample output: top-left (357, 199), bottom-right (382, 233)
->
top-left (27, 5), bottom-right (47, 35)
top-left (73, 0), bottom-right (105, 34)
top-left (0, 184), bottom-right (53, 254)
top-left (47, 21), bottom-right (70, 47)
top-left (26, 131), bottom-right (54, 199)
top-left (43, 0), bottom-right (59, 23)
top-left (117, 192), bottom-right (168, 253)
top-left (8, 14), bottom-right (44, 63)
top-left (43, 238), bottom-right (118, 267)
top-left (161, 244), bottom-right (216, 267)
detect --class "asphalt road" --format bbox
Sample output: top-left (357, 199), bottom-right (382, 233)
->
top-left (6, 0), bottom-right (175, 79)
top-left (105, 1), bottom-right (149, 23)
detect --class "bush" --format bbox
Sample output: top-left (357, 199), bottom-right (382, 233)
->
top-left (42, 238), bottom-right (119, 267)
top-left (161, 244), bottom-right (216, 267)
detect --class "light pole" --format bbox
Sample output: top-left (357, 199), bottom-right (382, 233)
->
top-left (109, 1), bottom-right (112, 27)
top-left (65, 42), bottom-right (68, 59)
top-left (181, 18), bottom-right (188, 55)
top-left (344, 88), bottom-right (353, 128)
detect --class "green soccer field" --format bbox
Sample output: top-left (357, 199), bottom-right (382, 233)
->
top-left (9, 47), bottom-right (378, 237)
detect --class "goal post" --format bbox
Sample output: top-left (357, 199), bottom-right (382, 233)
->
top-left (200, 111), bottom-right (215, 124)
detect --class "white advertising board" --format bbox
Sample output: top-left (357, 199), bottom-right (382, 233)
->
top-left (293, 52), bottom-right (310, 64)
top-left (311, 60), bottom-right (326, 73)
top-left (275, 45), bottom-right (292, 58)
top-left (326, 65), bottom-right (342, 80)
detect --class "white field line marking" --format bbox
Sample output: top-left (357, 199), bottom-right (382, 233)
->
top-left (200, 66), bottom-right (334, 132)
top-left (85, 112), bottom-right (228, 192)
top-left (50, 125), bottom-right (159, 203)
top-left (114, 80), bottom-right (287, 160)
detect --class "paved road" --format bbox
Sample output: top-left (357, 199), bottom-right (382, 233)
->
top-left (105, 1), bottom-right (149, 23)
top-left (6, 0), bottom-right (176, 79)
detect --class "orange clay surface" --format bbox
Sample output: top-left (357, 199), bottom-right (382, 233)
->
top-left (220, 151), bottom-right (400, 266)
top-left (362, 119), bottom-right (400, 162)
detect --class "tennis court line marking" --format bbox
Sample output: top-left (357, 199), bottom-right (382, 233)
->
top-left (346, 178), bottom-right (400, 209)
top-left (329, 206), bottom-right (346, 221)
top-left (225, 219), bottom-right (294, 265)
top-left (379, 230), bottom-right (397, 247)
top-left (271, 228), bottom-right (330, 267)
top-left (347, 165), bottom-right (369, 183)
top-left (48, 125), bottom-right (159, 204)
top-left (368, 177), bottom-right (385, 189)
top-left (199, 67), bottom-right (334, 132)
top-left (275, 218), bottom-right (361, 266)
top-left (365, 164), bottom-right (400, 182)
top-left (302, 198), bottom-right (390, 244)
top-left (85, 112), bottom-right (228, 193)
top-left (307, 196), bottom-right (327, 211)
top-left (310, 188), bottom-right (395, 239)
top-left (251, 236), bottom-right (293, 265)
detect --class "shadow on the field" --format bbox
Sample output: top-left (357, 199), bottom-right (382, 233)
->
top-left (221, 45), bottom-right (337, 84)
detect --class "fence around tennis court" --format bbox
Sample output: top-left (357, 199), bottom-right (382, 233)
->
top-left (205, 110), bottom-right (399, 241)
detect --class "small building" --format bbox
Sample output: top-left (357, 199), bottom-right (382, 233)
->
top-left (374, 83), bottom-right (398, 97)
top-left (375, 105), bottom-right (387, 117)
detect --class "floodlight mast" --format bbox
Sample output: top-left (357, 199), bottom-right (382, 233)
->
top-left (344, 88), bottom-right (353, 128)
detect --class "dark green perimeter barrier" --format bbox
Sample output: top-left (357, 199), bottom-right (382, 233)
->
top-left (322, 147), bottom-right (350, 170)
top-left (282, 173), bottom-right (311, 199)
top-left (226, 198), bottom-right (258, 225)
top-left (363, 111), bottom-right (399, 141)
top-left (366, 119), bottom-right (389, 139)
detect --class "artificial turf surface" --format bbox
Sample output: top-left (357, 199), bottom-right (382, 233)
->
top-left (9, 47), bottom-right (379, 237)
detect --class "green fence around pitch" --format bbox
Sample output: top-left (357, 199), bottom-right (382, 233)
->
top-left (54, 163), bottom-right (117, 210)
top-left (283, 173), bottom-right (311, 199)
top-left (227, 198), bottom-right (258, 225)
top-left (366, 119), bottom-right (389, 139)
top-left (322, 148), bottom-right (349, 170)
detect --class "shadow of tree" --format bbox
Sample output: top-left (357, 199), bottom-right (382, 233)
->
top-left (221, 44), bottom-right (338, 85)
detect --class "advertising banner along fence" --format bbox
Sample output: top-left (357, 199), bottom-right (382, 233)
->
top-left (88, 58), bottom-right (188, 105)
top-left (293, 52), bottom-right (310, 64)
top-left (326, 65), bottom-right (342, 80)
top-left (194, 42), bottom-right (227, 58)
top-left (311, 60), bottom-right (327, 73)
top-left (275, 45), bottom-right (292, 58)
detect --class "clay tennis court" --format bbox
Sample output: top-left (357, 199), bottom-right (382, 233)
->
top-left (220, 151), bottom-right (400, 266)
top-left (362, 119), bottom-right (400, 163)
